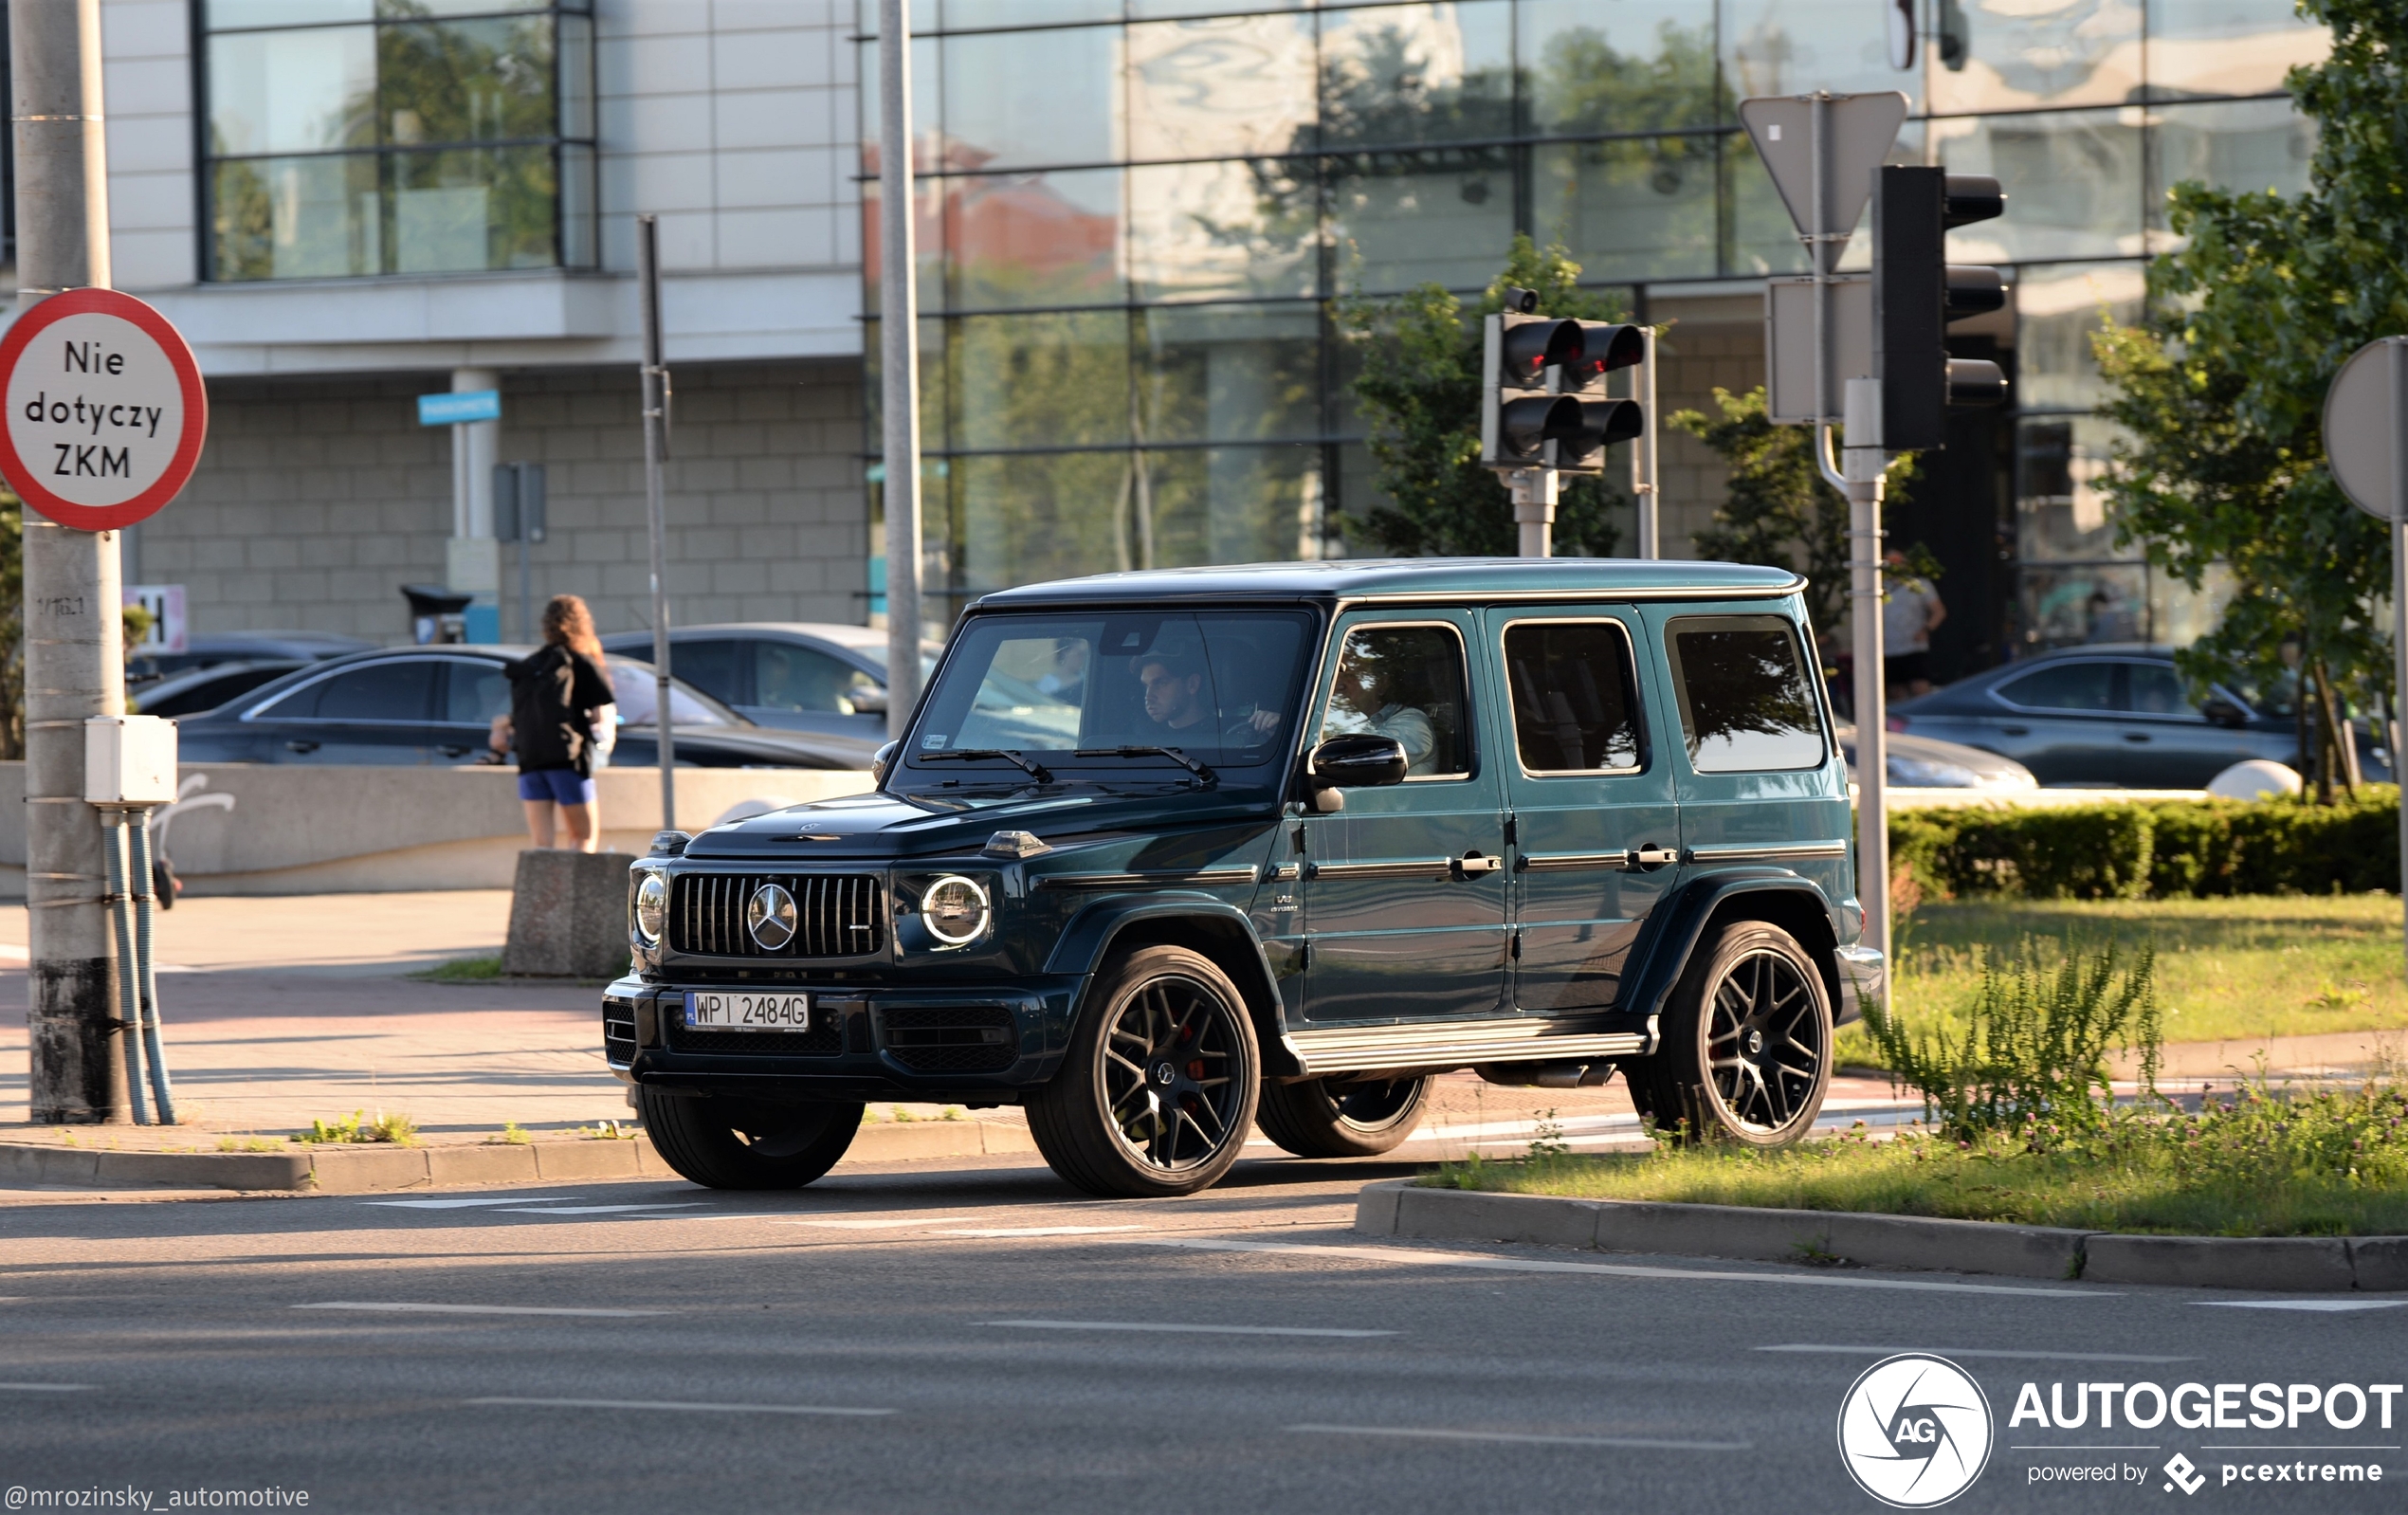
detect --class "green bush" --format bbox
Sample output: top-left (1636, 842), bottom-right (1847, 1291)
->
top-left (1889, 787), bottom-right (2399, 900)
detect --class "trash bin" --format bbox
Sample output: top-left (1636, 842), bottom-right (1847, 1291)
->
top-left (401, 584), bottom-right (475, 646)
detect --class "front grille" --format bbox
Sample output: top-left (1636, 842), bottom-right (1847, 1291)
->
top-left (666, 1004), bottom-right (845, 1057)
top-left (669, 872), bottom-right (885, 958)
top-left (881, 1006), bottom-right (1019, 1074)
top-left (602, 998), bottom-right (637, 1065)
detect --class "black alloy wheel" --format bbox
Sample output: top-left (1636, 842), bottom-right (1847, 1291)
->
top-left (637, 1087), bottom-right (864, 1189)
top-left (1028, 944), bottom-right (1260, 1197)
top-left (1627, 919), bottom-right (1831, 1148)
top-left (1256, 1074), bottom-right (1431, 1158)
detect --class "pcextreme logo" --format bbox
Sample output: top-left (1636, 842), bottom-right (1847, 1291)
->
top-left (1837, 1354), bottom-right (1996, 1507)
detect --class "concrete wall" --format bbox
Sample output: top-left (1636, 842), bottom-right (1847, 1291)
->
top-left (129, 358), bottom-right (868, 643)
top-left (0, 765), bottom-right (878, 897)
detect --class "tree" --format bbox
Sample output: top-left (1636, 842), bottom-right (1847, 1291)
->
top-left (1338, 235), bottom-right (1629, 557)
top-left (2089, 0), bottom-right (2407, 800)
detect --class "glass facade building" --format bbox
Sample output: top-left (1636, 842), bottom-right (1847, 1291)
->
top-left (858, 0), bottom-right (2326, 648)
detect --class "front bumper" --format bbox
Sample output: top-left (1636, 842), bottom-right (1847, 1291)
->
top-left (601, 974), bottom-right (1084, 1102)
top-left (1833, 943), bottom-right (1885, 1028)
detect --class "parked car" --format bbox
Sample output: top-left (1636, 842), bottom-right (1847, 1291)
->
top-left (131, 659), bottom-right (308, 718)
top-left (597, 622), bottom-right (943, 740)
top-left (173, 647), bottom-right (878, 769)
top-left (1833, 726), bottom-right (2036, 791)
top-left (1891, 646), bottom-right (2387, 788)
top-left (607, 558), bottom-right (1884, 1200)
top-left (127, 630), bottom-right (375, 687)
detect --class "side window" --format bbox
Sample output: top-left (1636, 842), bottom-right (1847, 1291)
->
top-left (754, 642), bottom-right (874, 714)
top-left (309, 660), bottom-right (438, 721)
top-left (1317, 624), bottom-right (1470, 778)
top-left (255, 674), bottom-right (332, 720)
top-left (1664, 616), bottom-right (1824, 773)
top-left (1997, 661), bottom-right (2119, 711)
top-left (669, 639), bottom-right (744, 705)
top-left (443, 661), bottom-right (513, 724)
top-left (2125, 663), bottom-right (2198, 717)
top-left (1503, 620), bottom-right (1642, 773)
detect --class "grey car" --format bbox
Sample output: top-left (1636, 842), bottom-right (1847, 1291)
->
top-left (598, 623), bottom-right (942, 741)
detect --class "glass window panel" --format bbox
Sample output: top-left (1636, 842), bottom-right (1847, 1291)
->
top-left (1520, 0), bottom-right (1722, 137)
top-left (2146, 97), bottom-right (2315, 246)
top-left (1140, 445), bottom-right (1328, 566)
top-left (314, 659), bottom-right (438, 721)
top-left (954, 449), bottom-right (1140, 596)
top-left (1330, 150), bottom-right (1516, 295)
top-left (944, 0), bottom-right (1122, 25)
top-left (1318, 625), bottom-right (1470, 776)
top-left (2016, 414), bottom-right (2129, 562)
top-left (559, 13), bottom-right (595, 139)
top-left (860, 173), bottom-right (948, 316)
top-left (1997, 658), bottom-right (2120, 710)
top-left (207, 0), bottom-right (372, 26)
top-left (2145, 0), bottom-right (2328, 101)
top-left (1128, 158), bottom-right (1320, 304)
top-left (1135, 303), bottom-right (1321, 445)
top-left (1723, 0), bottom-right (1912, 107)
top-left (941, 27), bottom-right (1121, 172)
top-left (863, 316), bottom-right (949, 450)
top-left (1930, 109), bottom-right (2143, 263)
top-left (666, 641), bottom-right (745, 705)
top-left (389, 145), bottom-right (558, 272)
top-left (858, 34), bottom-right (939, 173)
top-left (1504, 620), bottom-right (1643, 773)
top-left (443, 661), bottom-right (513, 724)
top-left (2014, 263), bottom-right (2144, 412)
top-left (1534, 136), bottom-right (1718, 283)
top-left (559, 142), bottom-right (595, 266)
top-left (207, 27), bottom-right (375, 155)
top-left (211, 154), bottom-right (381, 281)
top-left (2146, 562), bottom-right (2235, 651)
top-left (2014, 565), bottom-right (2148, 652)
top-left (1127, 14), bottom-right (1318, 163)
top-left (1722, 131), bottom-right (1810, 278)
top-left (379, 0), bottom-right (548, 14)
top-left (2125, 661), bottom-right (2198, 715)
top-left (379, 18), bottom-right (558, 147)
top-left (856, 0), bottom-right (939, 40)
top-left (754, 643), bottom-right (877, 715)
top-left (1133, 0), bottom-right (1304, 16)
top-left (1316, 2), bottom-right (1515, 152)
top-left (947, 166), bottom-right (1124, 309)
top-left (950, 311), bottom-right (1133, 450)
top-left (1664, 615), bottom-right (1825, 773)
top-left (1925, 0), bottom-right (2143, 115)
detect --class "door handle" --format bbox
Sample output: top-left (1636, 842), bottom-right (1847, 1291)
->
top-left (2123, 732), bottom-right (2151, 743)
top-left (285, 740), bottom-right (319, 755)
top-left (437, 744), bottom-right (471, 758)
top-left (1450, 850), bottom-right (1503, 877)
top-left (1999, 725), bottom-right (2030, 737)
top-left (1630, 844), bottom-right (1678, 870)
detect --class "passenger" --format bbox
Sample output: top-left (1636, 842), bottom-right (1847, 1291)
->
top-left (1326, 653), bottom-right (1438, 775)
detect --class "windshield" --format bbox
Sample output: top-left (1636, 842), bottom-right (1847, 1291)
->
top-left (607, 658), bottom-right (737, 727)
top-left (900, 611), bottom-right (1314, 782)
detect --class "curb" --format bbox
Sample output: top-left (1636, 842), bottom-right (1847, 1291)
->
top-left (0, 1118), bottom-right (1035, 1195)
top-left (1354, 1180), bottom-right (2408, 1292)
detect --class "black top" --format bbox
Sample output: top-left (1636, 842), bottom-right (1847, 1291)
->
top-left (505, 644), bottom-right (613, 776)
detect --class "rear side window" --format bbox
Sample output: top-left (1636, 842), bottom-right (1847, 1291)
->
top-left (1997, 661), bottom-right (2118, 711)
top-left (443, 661), bottom-right (513, 724)
top-left (1503, 620), bottom-right (1642, 773)
top-left (1664, 616), bottom-right (1824, 773)
top-left (669, 639), bottom-right (745, 704)
top-left (753, 642), bottom-right (874, 713)
top-left (2124, 663), bottom-right (2197, 716)
top-left (264, 660), bottom-right (437, 721)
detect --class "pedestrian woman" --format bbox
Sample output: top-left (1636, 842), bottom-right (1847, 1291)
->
top-left (496, 594), bottom-right (615, 851)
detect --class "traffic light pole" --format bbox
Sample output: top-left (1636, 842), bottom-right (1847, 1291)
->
top-left (1510, 468), bottom-right (1557, 557)
top-left (1633, 328), bottom-right (1660, 557)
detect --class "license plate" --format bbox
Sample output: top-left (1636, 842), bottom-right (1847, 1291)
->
top-left (684, 991), bottom-right (812, 1031)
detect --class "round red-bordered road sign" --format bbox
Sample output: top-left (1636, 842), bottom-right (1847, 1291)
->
top-left (0, 287), bottom-right (208, 531)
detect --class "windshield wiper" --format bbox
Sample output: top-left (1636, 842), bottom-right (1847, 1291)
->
top-left (917, 748), bottom-right (1051, 782)
top-left (1074, 745), bottom-right (1215, 784)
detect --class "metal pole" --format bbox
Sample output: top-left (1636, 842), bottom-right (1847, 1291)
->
top-left (2391, 338), bottom-right (2408, 977)
top-left (17, 0), bottom-right (125, 1123)
top-left (1634, 327), bottom-right (1660, 558)
top-left (1845, 376), bottom-right (1889, 960)
top-left (1512, 469), bottom-right (1556, 557)
top-left (879, 0), bottom-right (925, 739)
top-left (636, 214), bottom-right (675, 830)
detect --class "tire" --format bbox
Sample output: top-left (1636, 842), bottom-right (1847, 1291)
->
top-left (1028, 945), bottom-right (1260, 1198)
top-left (1626, 920), bottom-right (1831, 1148)
top-left (1255, 1075), bottom-right (1431, 1158)
top-left (637, 1086), bottom-right (864, 1189)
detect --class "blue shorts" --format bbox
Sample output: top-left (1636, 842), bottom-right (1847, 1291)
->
top-left (518, 769), bottom-right (596, 807)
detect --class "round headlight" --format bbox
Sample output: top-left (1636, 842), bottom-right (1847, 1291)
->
top-left (633, 871), bottom-right (667, 944)
top-left (920, 874), bottom-right (991, 946)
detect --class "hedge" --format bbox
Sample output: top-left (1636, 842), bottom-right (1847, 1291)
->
top-left (1888, 786), bottom-right (2400, 901)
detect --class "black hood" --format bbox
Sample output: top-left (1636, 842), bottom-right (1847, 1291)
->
top-left (680, 786), bottom-right (1284, 862)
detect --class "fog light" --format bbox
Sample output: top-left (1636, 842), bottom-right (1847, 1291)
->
top-left (921, 874), bottom-right (991, 945)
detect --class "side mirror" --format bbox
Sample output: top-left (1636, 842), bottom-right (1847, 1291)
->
top-left (871, 739), bottom-right (898, 786)
top-left (1307, 734), bottom-right (1409, 807)
top-left (848, 686), bottom-right (889, 717)
top-left (2201, 697), bottom-right (2248, 728)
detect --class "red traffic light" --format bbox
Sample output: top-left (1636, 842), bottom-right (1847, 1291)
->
top-left (1501, 319), bottom-right (1585, 382)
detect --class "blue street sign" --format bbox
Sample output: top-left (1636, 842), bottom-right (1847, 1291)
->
top-left (417, 390), bottom-right (501, 426)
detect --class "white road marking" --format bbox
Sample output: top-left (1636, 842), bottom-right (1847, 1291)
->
top-left (2198, 1300), bottom-right (2408, 1312)
top-left (295, 1303), bottom-right (665, 1319)
top-left (487, 1204), bottom-right (707, 1216)
top-left (360, 1196), bottom-right (588, 1210)
top-left (927, 1226), bottom-right (1146, 1238)
top-left (985, 1320), bottom-right (1395, 1338)
top-left (0, 1382), bottom-right (93, 1392)
top-left (467, 1396), bottom-right (893, 1417)
top-left (1289, 1424), bottom-right (1747, 1451)
top-left (1138, 1237), bottom-right (2119, 1297)
top-left (1760, 1344), bottom-right (2194, 1363)
top-left (770, 1214), bottom-right (988, 1229)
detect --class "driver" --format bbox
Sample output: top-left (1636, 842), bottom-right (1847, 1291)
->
top-left (1326, 653), bottom-right (1438, 775)
top-left (1134, 649), bottom-right (1280, 742)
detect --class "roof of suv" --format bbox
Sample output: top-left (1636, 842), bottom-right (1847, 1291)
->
top-left (976, 557), bottom-right (1805, 608)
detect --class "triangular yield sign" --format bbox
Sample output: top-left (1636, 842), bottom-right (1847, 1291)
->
top-left (1739, 92), bottom-right (1909, 273)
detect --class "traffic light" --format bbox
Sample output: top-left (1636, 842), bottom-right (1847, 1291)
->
top-left (1871, 165), bottom-right (2008, 452)
top-left (1480, 290), bottom-right (1646, 472)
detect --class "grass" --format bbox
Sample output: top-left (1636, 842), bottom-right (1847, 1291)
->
top-left (215, 1136), bottom-right (284, 1153)
top-left (1842, 895), bottom-right (2408, 1068)
top-left (412, 955), bottom-right (503, 982)
top-left (295, 1110), bottom-right (419, 1146)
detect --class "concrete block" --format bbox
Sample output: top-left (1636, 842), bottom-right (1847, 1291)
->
top-left (1820, 1212), bottom-right (2093, 1281)
top-left (848, 1121), bottom-right (990, 1162)
top-left (427, 1144), bottom-right (542, 1186)
top-left (502, 849), bottom-right (639, 978)
top-left (1392, 1186), bottom-right (1601, 1249)
top-left (2346, 1236), bottom-right (2408, 1292)
top-left (96, 1150), bottom-right (313, 1191)
top-left (2083, 1233), bottom-right (2358, 1291)
top-left (0, 1143), bottom-right (101, 1187)
top-left (1592, 1199), bottom-right (1832, 1262)
top-left (307, 1147), bottom-right (434, 1193)
top-left (533, 1140), bottom-right (645, 1179)
top-left (1352, 1177), bottom-right (1408, 1235)
top-left (976, 1122), bottom-right (1037, 1156)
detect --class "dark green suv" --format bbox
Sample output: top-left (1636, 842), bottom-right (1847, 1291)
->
top-left (605, 559), bottom-right (1884, 1197)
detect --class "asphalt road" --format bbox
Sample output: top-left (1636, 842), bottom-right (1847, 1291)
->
top-left (3, 1152), bottom-right (2403, 1515)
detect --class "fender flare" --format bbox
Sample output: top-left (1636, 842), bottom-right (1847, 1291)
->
top-left (1042, 893), bottom-right (1302, 1078)
top-left (1618, 872), bottom-right (1842, 1049)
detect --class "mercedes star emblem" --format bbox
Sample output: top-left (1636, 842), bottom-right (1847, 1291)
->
top-left (746, 882), bottom-right (798, 951)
